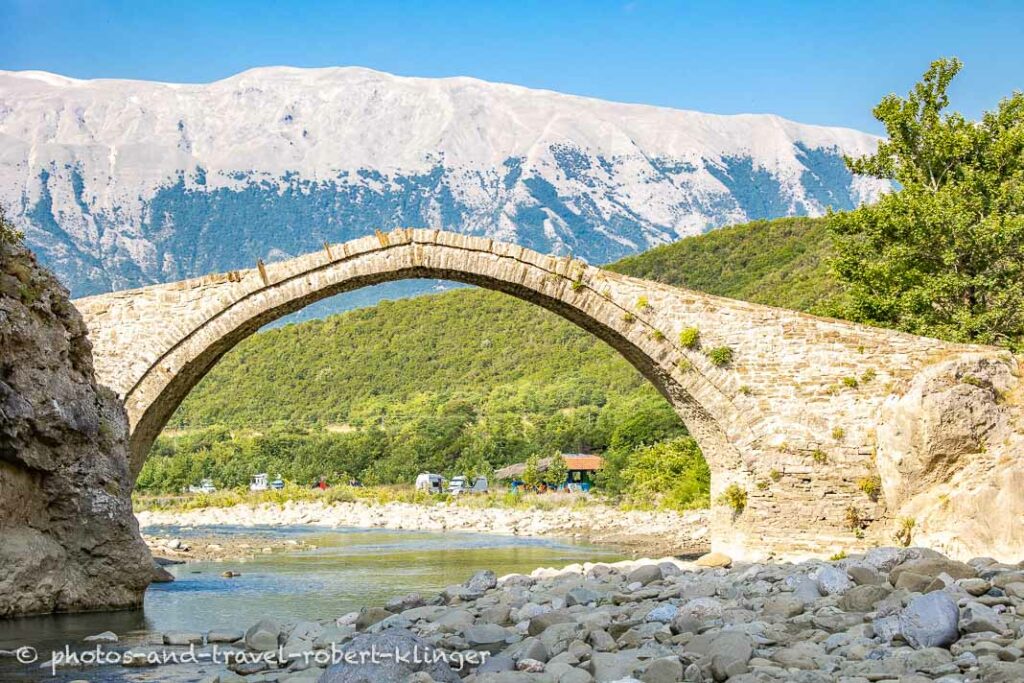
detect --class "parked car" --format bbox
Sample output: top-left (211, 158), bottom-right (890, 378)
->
top-left (270, 477), bottom-right (285, 490)
top-left (448, 475), bottom-right (488, 495)
top-left (415, 472), bottom-right (445, 494)
top-left (187, 478), bottom-right (216, 494)
top-left (250, 473), bottom-right (269, 491)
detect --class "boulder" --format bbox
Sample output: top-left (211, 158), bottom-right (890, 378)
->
top-left (245, 618), bottom-right (282, 651)
top-left (685, 631), bottom-right (753, 680)
top-left (694, 552), bottom-right (732, 569)
top-left (465, 570), bottom-right (498, 594)
top-left (889, 558), bottom-right (976, 585)
top-left (898, 592), bottom-right (960, 649)
top-left (528, 610), bottom-right (574, 636)
top-left (839, 584), bottom-right (891, 612)
top-left (816, 566), bottom-right (853, 595)
top-left (627, 565), bottom-right (663, 586)
top-left (958, 602), bottom-right (1007, 634)
top-left (319, 629), bottom-right (461, 682)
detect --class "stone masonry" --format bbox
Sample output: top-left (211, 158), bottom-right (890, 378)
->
top-left (73, 229), bottom-right (1023, 560)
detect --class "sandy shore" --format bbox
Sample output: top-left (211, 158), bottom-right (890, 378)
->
top-left (137, 499), bottom-right (709, 560)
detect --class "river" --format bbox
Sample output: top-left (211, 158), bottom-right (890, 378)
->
top-left (0, 525), bottom-right (624, 682)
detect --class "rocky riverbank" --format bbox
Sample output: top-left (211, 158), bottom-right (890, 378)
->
top-left (47, 546), bottom-right (1024, 682)
top-left (137, 500), bottom-right (710, 560)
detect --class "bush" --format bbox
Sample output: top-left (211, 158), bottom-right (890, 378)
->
top-left (618, 437), bottom-right (710, 511)
top-left (857, 475), bottom-right (882, 502)
top-left (678, 327), bottom-right (701, 349)
top-left (717, 483), bottom-right (747, 513)
top-left (706, 346), bottom-right (734, 366)
top-left (0, 206), bottom-right (23, 250)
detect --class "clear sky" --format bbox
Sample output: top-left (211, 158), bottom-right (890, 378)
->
top-left (2, 0), bottom-right (1021, 134)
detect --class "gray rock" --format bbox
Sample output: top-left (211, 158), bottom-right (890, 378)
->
top-left (163, 631), bottom-right (203, 646)
top-left (763, 594), bottom-right (805, 618)
top-left (785, 574), bottom-right (823, 603)
top-left (465, 570), bottom-right (498, 594)
top-left (641, 656), bottom-right (683, 683)
top-left (899, 592), bottom-right (960, 649)
top-left (685, 631), bottom-right (753, 680)
top-left (586, 651), bottom-right (641, 682)
top-left (627, 565), bottom-right (663, 586)
top-left (840, 584), bottom-right (891, 612)
top-left (245, 618), bottom-right (281, 651)
top-left (207, 629), bottom-right (244, 643)
top-left (959, 601), bottom-right (1007, 634)
top-left (319, 629), bottom-right (461, 682)
top-left (847, 564), bottom-right (885, 585)
top-left (354, 607), bottom-right (392, 630)
top-left (566, 587), bottom-right (602, 607)
top-left (588, 629), bottom-right (617, 652)
top-left (644, 603), bottom-right (677, 623)
top-left (83, 631), bottom-right (118, 643)
top-left (528, 610), bottom-right (574, 636)
top-left (817, 566), bottom-right (854, 595)
top-left (385, 592), bottom-right (424, 612)
top-left (890, 558), bottom-right (977, 585)
top-left (477, 654), bottom-right (516, 673)
top-left (465, 623), bottom-right (510, 652)
top-left (864, 547), bottom-right (903, 572)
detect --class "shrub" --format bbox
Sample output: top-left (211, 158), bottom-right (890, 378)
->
top-left (829, 550), bottom-right (848, 561)
top-left (717, 483), bottom-right (747, 513)
top-left (0, 206), bottom-right (23, 250)
top-left (739, 385), bottom-right (752, 396)
top-left (651, 329), bottom-right (665, 341)
top-left (857, 475), bottom-right (882, 502)
top-left (678, 327), bottom-right (701, 349)
top-left (521, 454), bottom-right (542, 490)
top-left (622, 312), bottom-right (636, 324)
top-left (861, 368), bottom-right (877, 383)
top-left (842, 376), bottom-right (859, 389)
top-left (756, 479), bottom-right (769, 491)
top-left (636, 296), bottom-right (651, 311)
top-left (831, 426), bottom-right (845, 441)
top-left (570, 279), bottom-right (585, 292)
top-left (845, 505), bottom-right (863, 531)
top-left (894, 517), bottom-right (915, 547)
top-left (706, 346), bottom-right (734, 367)
top-left (676, 358), bottom-right (692, 372)
top-left (811, 448), bottom-right (827, 464)
top-left (618, 437), bottom-right (710, 511)
top-left (769, 469), bottom-right (782, 482)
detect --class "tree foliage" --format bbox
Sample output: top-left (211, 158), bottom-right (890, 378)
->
top-left (828, 58), bottom-right (1024, 349)
top-left (521, 454), bottom-right (542, 490)
top-left (0, 206), bottom-right (24, 251)
top-left (545, 451), bottom-right (569, 488)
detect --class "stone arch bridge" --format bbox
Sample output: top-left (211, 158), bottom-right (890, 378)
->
top-left (74, 229), bottom-right (1023, 559)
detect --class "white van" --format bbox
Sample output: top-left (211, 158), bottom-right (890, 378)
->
top-left (415, 472), bottom-right (445, 494)
top-left (448, 475), bottom-right (488, 495)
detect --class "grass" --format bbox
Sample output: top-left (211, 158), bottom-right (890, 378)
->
top-left (132, 483), bottom-right (697, 514)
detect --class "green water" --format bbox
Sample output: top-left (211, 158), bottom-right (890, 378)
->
top-left (0, 525), bottom-right (625, 682)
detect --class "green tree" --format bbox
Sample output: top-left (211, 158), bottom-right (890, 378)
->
top-left (545, 452), bottom-right (569, 489)
top-left (0, 206), bottom-right (23, 250)
top-left (619, 437), bottom-right (710, 511)
top-left (828, 58), bottom-right (1024, 349)
top-left (521, 453), bottom-right (542, 490)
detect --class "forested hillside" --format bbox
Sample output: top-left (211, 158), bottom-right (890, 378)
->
top-left (607, 216), bottom-right (834, 312)
top-left (139, 215), bottom-right (837, 496)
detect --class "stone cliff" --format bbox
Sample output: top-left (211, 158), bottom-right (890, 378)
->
top-left (0, 242), bottom-right (152, 616)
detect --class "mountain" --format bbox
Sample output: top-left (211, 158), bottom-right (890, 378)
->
top-left (0, 67), bottom-right (886, 298)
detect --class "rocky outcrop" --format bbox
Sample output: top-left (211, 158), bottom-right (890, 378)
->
top-left (0, 243), bottom-right (152, 616)
top-left (877, 353), bottom-right (1024, 560)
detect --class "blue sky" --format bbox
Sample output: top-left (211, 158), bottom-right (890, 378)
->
top-left (2, 0), bottom-right (1021, 133)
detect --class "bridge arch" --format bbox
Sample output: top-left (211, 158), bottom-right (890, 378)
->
top-left (76, 228), bottom-right (1010, 558)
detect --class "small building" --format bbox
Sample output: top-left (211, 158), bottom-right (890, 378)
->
top-left (495, 453), bottom-right (604, 491)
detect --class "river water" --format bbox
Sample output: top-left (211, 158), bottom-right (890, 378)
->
top-left (0, 525), bottom-right (624, 682)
